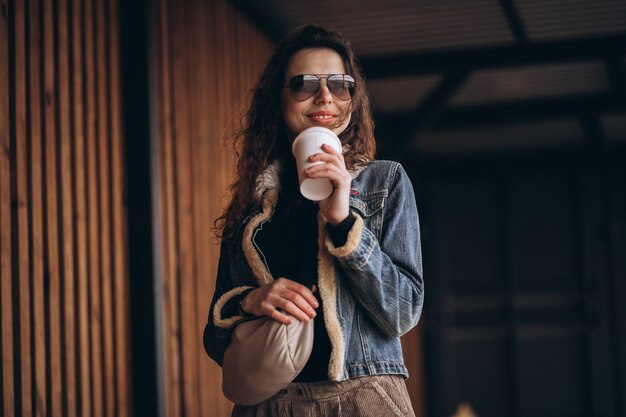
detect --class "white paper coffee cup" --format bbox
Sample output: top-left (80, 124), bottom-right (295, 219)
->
top-left (291, 127), bottom-right (342, 201)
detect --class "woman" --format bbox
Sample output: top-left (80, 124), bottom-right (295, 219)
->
top-left (204, 25), bottom-right (424, 417)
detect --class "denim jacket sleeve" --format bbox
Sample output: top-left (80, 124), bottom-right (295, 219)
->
top-left (325, 163), bottom-right (424, 337)
top-left (203, 240), bottom-right (255, 366)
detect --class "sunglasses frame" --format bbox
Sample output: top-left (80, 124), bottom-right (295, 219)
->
top-left (283, 74), bottom-right (356, 101)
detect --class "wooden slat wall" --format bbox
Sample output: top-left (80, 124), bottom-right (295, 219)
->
top-left (0, 0), bottom-right (131, 416)
top-left (152, 1), bottom-right (273, 416)
top-left (2, 1), bottom-right (426, 417)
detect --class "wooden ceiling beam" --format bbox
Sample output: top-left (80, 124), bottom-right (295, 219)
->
top-left (378, 93), bottom-right (626, 129)
top-left (361, 34), bottom-right (626, 79)
top-left (498, 0), bottom-right (528, 44)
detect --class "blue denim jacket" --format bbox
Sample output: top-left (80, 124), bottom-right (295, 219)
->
top-left (204, 160), bottom-right (424, 381)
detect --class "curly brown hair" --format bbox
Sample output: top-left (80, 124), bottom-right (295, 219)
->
top-left (216, 25), bottom-right (376, 240)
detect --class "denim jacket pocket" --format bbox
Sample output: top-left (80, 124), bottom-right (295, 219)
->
top-left (349, 190), bottom-right (386, 217)
top-left (349, 190), bottom-right (387, 239)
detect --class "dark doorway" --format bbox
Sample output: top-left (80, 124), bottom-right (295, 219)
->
top-left (417, 149), bottom-right (625, 417)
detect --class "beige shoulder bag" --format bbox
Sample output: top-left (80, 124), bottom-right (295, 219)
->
top-left (222, 313), bottom-right (314, 406)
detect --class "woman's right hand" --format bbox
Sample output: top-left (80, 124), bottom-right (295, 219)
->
top-left (240, 278), bottom-right (318, 324)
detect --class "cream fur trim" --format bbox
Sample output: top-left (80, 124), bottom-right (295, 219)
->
top-left (213, 286), bottom-right (255, 329)
top-left (317, 212), bottom-right (346, 381)
top-left (256, 162), bottom-right (281, 199)
top-left (325, 213), bottom-right (364, 258)
top-left (242, 189), bottom-right (278, 286)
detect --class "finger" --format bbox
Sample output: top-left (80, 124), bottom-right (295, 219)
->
top-left (279, 299), bottom-right (311, 322)
top-left (321, 143), bottom-right (341, 155)
top-left (306, 159), bottom-right (349, 177)
top-left (305, 162), bottom-right (340, 175)
top-left (309, 152), bottom-right (343, 166)
top-left (265, 307), bottom-right (293, 325)
top-left (286, 291), bottom-right (317, 318)
top-left (283, 281), bottom-right (319, 309)
top-left (306, 165), bottom-right (351, 186)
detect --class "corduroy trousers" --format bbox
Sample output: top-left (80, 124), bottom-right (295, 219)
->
top-left (231, 374), bottom-right (416, 417)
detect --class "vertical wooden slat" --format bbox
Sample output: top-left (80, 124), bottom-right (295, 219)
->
top-left (58, 0), bottom-right (77, 415)
top-left (203, 7), bottom-right (226, 415)
top-left (43, 0), bottom-right (63, 414)
top-left (85, 0), bottom-right (104, 415)
top-left (169, 2), bottom-right (189, 412)
top-left (94, 0), bottom-right (115, 415)
top-left (72, 0), bottom-right (91, 415)
top-left (193, 1), bottom-right (214, 416)
top-left (28, 1), bottom-right (47, 415)
top-left (402, 324), bottom-right (425, 417)
top-left (155, 0), bottom-right (173, 415)
top-left (15, 0), bottom-right (33, 415)
top-left (175, 1), bottom-right (198, 416)
top-left (0, 0), bottom-right (15, 414)
top-left (214, 1), bottom-right (232, 145)
top-left (167, 2), bottom-right (186, 412)
top-left (158, 0), bottom-right (182, 415)
top-left (107, 0), bottom-right (130, 415)
top-left (153, 1), bottom-right (171, 415)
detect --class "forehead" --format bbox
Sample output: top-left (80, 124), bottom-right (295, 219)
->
top-left (286, 48), bottom-right (346, 78)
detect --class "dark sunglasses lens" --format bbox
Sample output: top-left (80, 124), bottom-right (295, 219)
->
top-left (327, 75), bottom-right (356, 100)
top-left (289, 75), bottom-right (320, 100)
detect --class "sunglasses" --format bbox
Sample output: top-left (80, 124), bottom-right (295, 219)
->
top-left (284, 74), bottom-right (356, 101)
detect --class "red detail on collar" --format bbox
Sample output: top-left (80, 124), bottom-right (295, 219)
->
top-left (350, 189), bottom-right (360, 196)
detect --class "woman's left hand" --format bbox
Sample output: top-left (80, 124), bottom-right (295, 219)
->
top-left (305, 143), bottom-right (352, 225)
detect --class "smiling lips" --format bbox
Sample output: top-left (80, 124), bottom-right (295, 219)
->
top-left (308, 112), bottom-right (335, 123)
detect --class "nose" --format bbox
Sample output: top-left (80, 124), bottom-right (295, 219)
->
top-left (313, 78), bottom-right (333, 104)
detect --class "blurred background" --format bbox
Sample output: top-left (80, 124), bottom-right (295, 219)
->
top-left (1, 0), bottom-right (625, 416)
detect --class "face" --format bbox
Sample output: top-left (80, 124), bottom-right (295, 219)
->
top-left (281, 48), bottom-right (353, 141)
